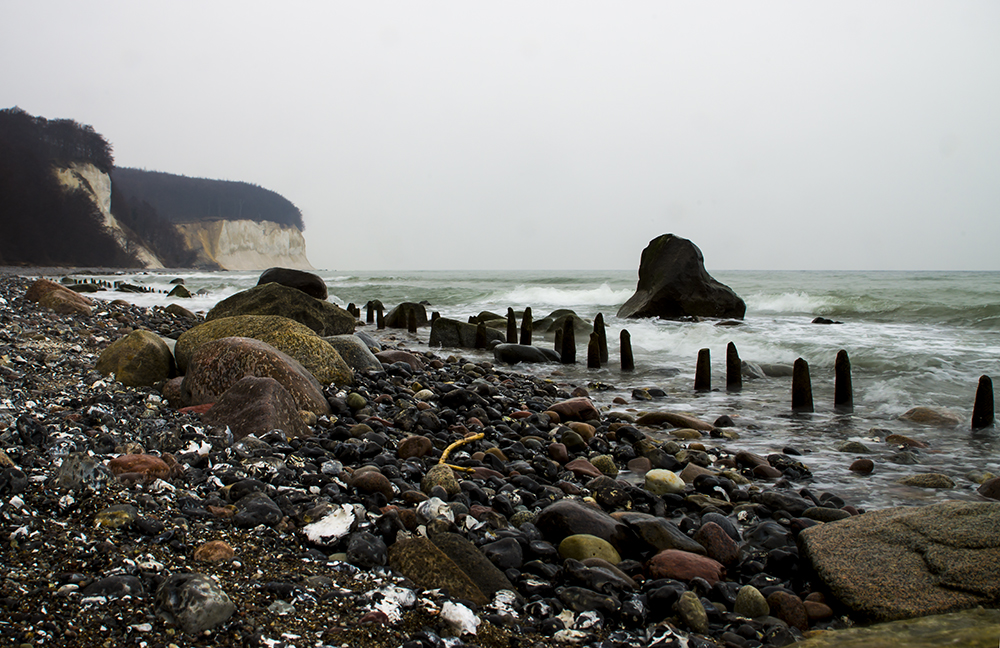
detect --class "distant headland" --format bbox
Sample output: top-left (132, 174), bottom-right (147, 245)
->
top-left (0, 107), bottom-right (312, 270)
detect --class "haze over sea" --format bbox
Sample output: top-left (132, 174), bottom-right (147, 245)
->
top-left (80, 268), bottom-right (1000, 511)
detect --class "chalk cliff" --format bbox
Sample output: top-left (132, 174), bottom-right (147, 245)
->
top-left (54, 163), bottom-right (165, 268)
top-left (54, 163), bottom-right (312, 271)
top-left (175, 219), bottom-right (313, 271)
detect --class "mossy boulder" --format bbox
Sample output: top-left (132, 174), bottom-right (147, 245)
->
top-left (176, 315), bottom-right (352, 386)
top-left (96, 329), bottom-right (176, 387)
top-left (180, 336), bottom-right (331, 415)
top-left (206, 282), bottom-right (354, 336)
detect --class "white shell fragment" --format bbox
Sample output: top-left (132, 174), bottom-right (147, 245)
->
top-left (302, 504), bottom-right (355, 545)
top-left (440, 600), bottom-right (480, 636)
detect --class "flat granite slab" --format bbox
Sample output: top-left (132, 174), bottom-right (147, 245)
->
top-left (798, 500), bottom-right (1000, 622)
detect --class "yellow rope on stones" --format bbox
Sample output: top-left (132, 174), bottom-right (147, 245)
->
top-left (439, 432), bottom-right (484, 468)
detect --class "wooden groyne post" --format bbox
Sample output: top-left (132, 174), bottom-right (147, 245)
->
top-left (620, 330), bottom-right (634, 372)
top-left (792, 357), bottom-right (814, 413)
top-left (520, 307), bottom-right (532, 346)
top-left (726, 342), bottom-right (742, 392)
top-left (973, 375), bottom-right (994, 429)
top-left (835, 349), bottom-right (853, 413)
top-left (695, 348), bottom-right (711, 391)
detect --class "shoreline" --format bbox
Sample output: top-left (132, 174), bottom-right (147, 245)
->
top-left (1, 273), bottom-right (996, 647)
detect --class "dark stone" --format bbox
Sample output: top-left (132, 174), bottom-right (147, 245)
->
top-left (346, 531), bottom-right (388, 568)
top-left (430, 317), bottom-right (506, 349)
top-left (385, 302), bottom-right (428, 329)
top-left (482, 537), bottom-right (524, 571)
top-left (617, 234), bottom-right (746, 320)
top-left (153, 572), bottom-right (235, 634)
top-left (535, 499), bottom-right (641, 557)
top-left (493, 343), bottom-right (560, 365)
top-left (233, 492), bottom-right (284, 528)
top-left (257, 267), bottom-right (328, 300)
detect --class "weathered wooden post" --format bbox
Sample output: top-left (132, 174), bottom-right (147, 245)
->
top-left (561, 318), bottom-right (576, 364)
top-left (792, 357), bottom-right (814, 413)
top-left (588, 332), bottom-right (601, 369)
top-left (620, 329), bottom-right (634, 372)
top-left (972, 375), bottom-right (994, 429)
top-left (506, 308), bottom-right (517, 344)
top-left (366, 301), bottom-right (375, 324)
top-left (594, 313), bottom-right (609, 364)
top-left (520, 307), bottom-right (533, 346)
top-left (835, 349), bottom-right (853, 413)
top-left (407, 309), bottom-right (418, 334)
top-left (726, 342), bottom-right (742, 392)
top-left (475, 321), bottom-right (488, 349)
top-left (695, 348), bottom-right (711, 391)
top-left (376, 304), bottom-right (385, 330)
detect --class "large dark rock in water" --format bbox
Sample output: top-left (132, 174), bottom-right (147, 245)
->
top-left (617, 234), bottom-right (745, 320)
top-left (429, 317), bottom-right (506, 349)
top-left (206, 283), bottom-right (354, 336)
top-left (257, 268), bottom-right (328, 300)
top-left (385, 302), bottom-right (428, 329)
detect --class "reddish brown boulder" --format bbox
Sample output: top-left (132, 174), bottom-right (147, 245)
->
top-left (181, 336), bottom-right (330, 415)
top-left (375, 350), bottom-right (425, 371)
top-left (693, 521), bottom-right (741, 566)
top-left (109, 454), bottom-right (171, 479)
top-left (193, 540), bottom-right (235, 562)
top-left (565, 457), bottom-right (602, 479)
top-left (647, 549), bottom-right (726, 584)
top-left (397, 435), bottom-right (434, 459)
top-left (24, 278), bottom-right (94, 316)
top-left (547, 397), bottom-right (600, 422)
top-left (766, 591), bottom-right (809, 630)
top-left (201, 376), bottom-right (310, 439)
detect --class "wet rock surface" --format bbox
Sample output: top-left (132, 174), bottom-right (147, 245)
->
top-left (0, 272), bottom-right (979, 648)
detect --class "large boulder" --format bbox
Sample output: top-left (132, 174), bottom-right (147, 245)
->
top-left (799, 500), bottom-right (1000, 621)
top-left (180, 337), bottom-right (331, 415)
top-left (429, 317), bottom-right (506, 349)
top-left (175, 315), bottom-right (353, 386)
top-left (24, 278), bottom-right (94, 316)
top-left (617, 234), bottom-right (746, 320)
top-left (202, 376), bottom-right (310, 439)
top-left (206, 283), bottom-right (354, 336)
top-left (96, 329), bottom-right (176, 387)
top-left (257, 268), bottom-right (328, 300)
top-left (384, 302), bottom-right (428, 329)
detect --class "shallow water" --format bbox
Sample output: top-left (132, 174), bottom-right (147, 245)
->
top-left (65, 268), bottom-right (1000, 510)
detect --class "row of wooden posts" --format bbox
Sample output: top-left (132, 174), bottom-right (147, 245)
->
top-left (349, 301), bottom-right (995, 430)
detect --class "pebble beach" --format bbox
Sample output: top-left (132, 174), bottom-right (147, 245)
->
top-left (0, 269), bottom-right (977, 648)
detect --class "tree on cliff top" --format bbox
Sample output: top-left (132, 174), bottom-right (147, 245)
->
top-left (0, 107), bottom-right (137, 266)
top-left (112, 168), bottom-right (304, 230)
top-left (0, 106), bottom-right (114, 173)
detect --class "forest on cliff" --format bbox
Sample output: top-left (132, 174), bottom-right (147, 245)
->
top-left (0, 107), bottom-right (137, 266)
top-left (0, 106), bottom-right (304, 268)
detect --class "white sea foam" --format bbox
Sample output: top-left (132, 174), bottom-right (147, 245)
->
top-left (744, 291), bottom-right (829, 314)
top-left (495, 283), bottom-right (633, 309)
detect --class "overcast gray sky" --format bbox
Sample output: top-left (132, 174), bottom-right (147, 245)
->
top-left (3, 1), bottom-right (999, 271)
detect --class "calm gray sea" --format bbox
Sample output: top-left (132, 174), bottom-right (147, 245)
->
top-left (79, 268), bottom-right (1000, 510)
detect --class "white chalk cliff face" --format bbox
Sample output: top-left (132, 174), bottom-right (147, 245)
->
top-left (53, 163), bottom-right (165, 268)
top-left (175, 220), bottom-right (313, 271)
top-left (54, 163), bottom-right (313, 271)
